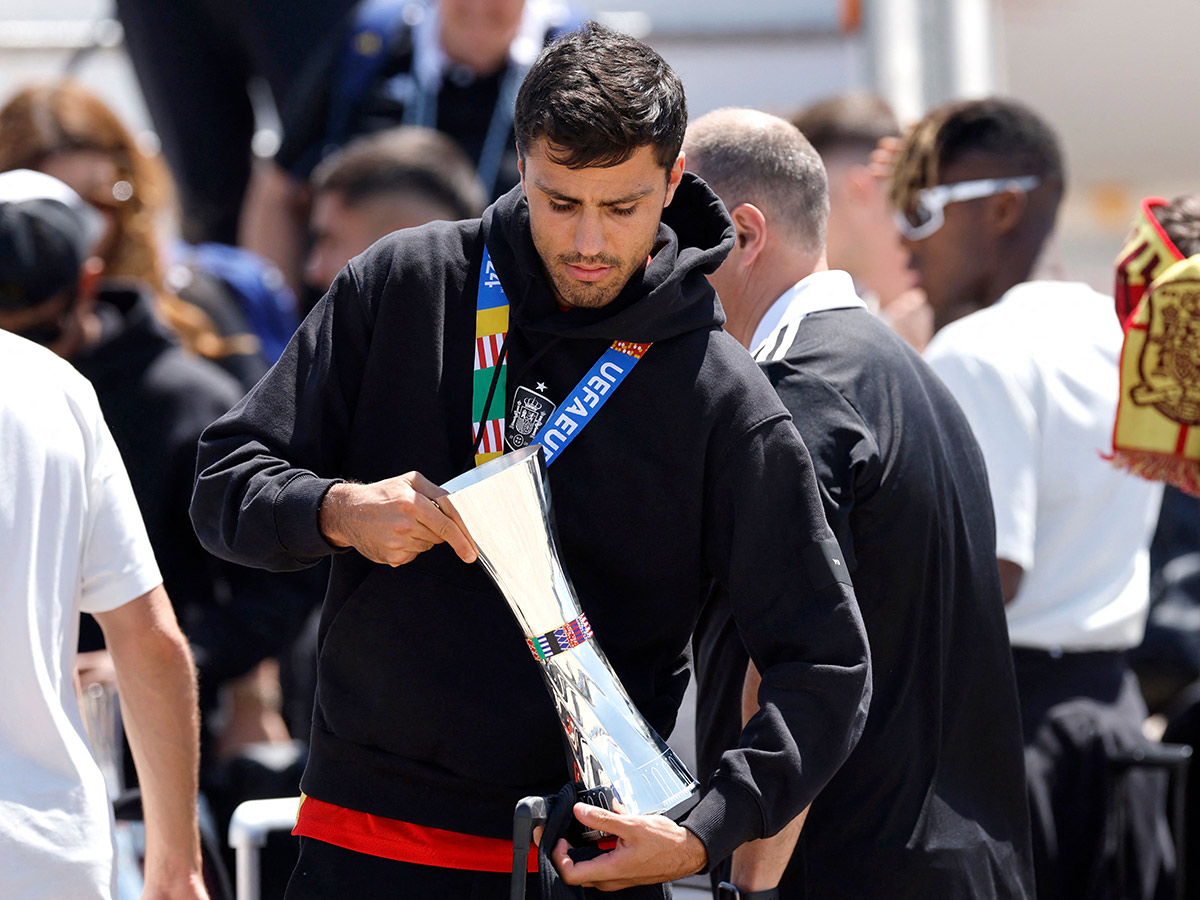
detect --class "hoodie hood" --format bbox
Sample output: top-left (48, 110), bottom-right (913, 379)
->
top-left (482, 171), bottom-right (734, 344)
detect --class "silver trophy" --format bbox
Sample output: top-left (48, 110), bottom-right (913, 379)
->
top-left (441, 445), bottom-right (698, 822)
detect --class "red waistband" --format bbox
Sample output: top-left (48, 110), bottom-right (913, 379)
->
top-left (293, 794), bottom-right (538, 873)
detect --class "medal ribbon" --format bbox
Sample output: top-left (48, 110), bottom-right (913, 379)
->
top-left (471, 246), bottom-right (651, 468)
top-left (472, 247), bottom-right (509, 466)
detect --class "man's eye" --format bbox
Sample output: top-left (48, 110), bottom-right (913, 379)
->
top-left (549, 200), bottom-right (575, 213)
top-left (611, 205), bottom-right (637, 217)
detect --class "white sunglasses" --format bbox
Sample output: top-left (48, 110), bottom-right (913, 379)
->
top-left (894, 175), bottom-right (1041, 241)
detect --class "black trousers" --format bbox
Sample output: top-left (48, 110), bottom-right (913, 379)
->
top-left (284, 836), bottom-right (673, 900)
top-left (285, 837), bottom-right (515, 900)
top-left (1014, 647), bottom-right (1176, 900)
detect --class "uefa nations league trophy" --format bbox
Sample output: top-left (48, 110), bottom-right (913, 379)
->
top-left (441, 446), bottom-right (699, 824)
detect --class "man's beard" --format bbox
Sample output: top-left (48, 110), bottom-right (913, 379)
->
top-left (546, 239), bottom-right (656, 310)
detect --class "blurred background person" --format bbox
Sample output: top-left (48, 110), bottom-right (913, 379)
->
top-left (242, 0), bottom-right (581, 297)
top-left (0, 80), bottom-right (278, 391)
top-left (113, 0), bottom-right (357, 247)
top-left (791, 91), bottom-right (932, 350)
top-left (304, 125), bottom-right (486, 293)
top-left (892, 96), bottom-right (1173, 900)
top-left (0, 168), bottom-right (208, 900)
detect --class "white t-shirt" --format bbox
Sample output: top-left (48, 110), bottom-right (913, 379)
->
top-left (0, 331), bottom-right (161, 900)
top-left (925, 281), bottom-right (1162, 651)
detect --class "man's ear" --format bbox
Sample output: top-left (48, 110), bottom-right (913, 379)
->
top-left (516, 143), bottom-right (525, 190)
top-left (991, 186), bottom-right (1029, 235)
top-left (729, 203), bottom-right (768, 267)
top-left (663, 152), bottom-right (685, 208)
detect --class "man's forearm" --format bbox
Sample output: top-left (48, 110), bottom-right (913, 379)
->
top-left (729, 808), bottom-right (808, 891)
top-left (728, 661), bottom-right (807, 891)
top-left (96, 586), bottom-right (206, 894)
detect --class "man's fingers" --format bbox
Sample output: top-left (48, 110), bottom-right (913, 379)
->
top-left (868, 136), bottom-right (907, 180)
top-left (572, 801), bottom-right (628, 836)
top-left (552, 832), bottom-right (623, 888)
top-left (423, 494), bottom-right (478, 564)
top-left (405, 472), bottom-right (477, 562)
top-left (550, 838), bottom-right (576, 876)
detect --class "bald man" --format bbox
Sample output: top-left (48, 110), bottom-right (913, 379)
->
top-left (685, 108), bottom-right (1033, 900)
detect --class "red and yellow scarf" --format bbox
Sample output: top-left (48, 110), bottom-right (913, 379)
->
top-left (1111, 198), bottom-right (1200, 494)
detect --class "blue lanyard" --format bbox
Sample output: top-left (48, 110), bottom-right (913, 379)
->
top-left (473, 248), bottom-right (650, 467)
top-left (531, 341), bottom-right (649, 466)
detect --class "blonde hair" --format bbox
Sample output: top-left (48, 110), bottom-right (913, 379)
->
top-left (887, 112), bottom-right (944, 215)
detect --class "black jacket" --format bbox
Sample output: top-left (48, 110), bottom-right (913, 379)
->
top-left (190, 175), bottom-right (871, 866)
top-left (696, 306), bottom-right (1034, 898)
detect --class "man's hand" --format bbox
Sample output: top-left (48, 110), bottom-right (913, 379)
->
top-left (319, 472), bottom-right (478, 566)
top-left (867, 134), bottom-right (904, 182)
top-left (550, 803), bottom-right (708, 891)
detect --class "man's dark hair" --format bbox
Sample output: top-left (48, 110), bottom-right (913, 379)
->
top-left (890, 97), bottom-right (1065, 212)
top-left (310, 126), bottom-right (487, 220)
top-left (514, 21), bottom-right (686, 171)
top-left (1158, 195), bottom-right (1200, 258)
top-left (791, 92), bottom-right (899, 161)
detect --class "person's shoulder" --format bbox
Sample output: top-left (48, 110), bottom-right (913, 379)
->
top-left (349, 217), bottom-right (480, 289)
top-left (130, 327), bottom-right (246, 420)
top-left (1013, 279), bottom-right (1121, 345)
top-left (979, 279), bottom-right (1110, 326)
top-left (693, 326), bottom-right (792, 426)
top-left (975, 280), bottom-right (1117, 360)
top-left (773, 310), bottom-right (918, 425)
top-left (0, 331), bottom-right (107, 442)
top-left (924, 294), bottom-right (1029, 370)
top-left (0, 329), bottom-right (84, 387)
top-left (791, 306), bottom-right (908, 362)
top-left (770, 308), bottom-right (911, 387)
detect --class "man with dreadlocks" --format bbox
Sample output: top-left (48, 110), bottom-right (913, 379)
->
top-left (890, 97), bottom-right (1173, 899)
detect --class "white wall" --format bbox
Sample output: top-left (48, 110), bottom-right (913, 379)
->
top-left (993, 0), bottom-right (1200, 288)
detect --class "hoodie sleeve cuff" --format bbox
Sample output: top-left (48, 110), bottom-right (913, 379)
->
top-left (274, 472), bottom-right (344, 561)
top-left (677, 776), bottom-right (765, 873)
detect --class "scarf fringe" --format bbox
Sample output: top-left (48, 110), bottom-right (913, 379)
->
top-left (1109, 449), bottom-right (1200, 496)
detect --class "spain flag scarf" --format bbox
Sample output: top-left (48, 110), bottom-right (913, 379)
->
top-left (1111, 198), bottom-right (1200, 494)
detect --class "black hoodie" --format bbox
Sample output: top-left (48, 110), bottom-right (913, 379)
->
top-left (191, 174), bottom-right (870, 868)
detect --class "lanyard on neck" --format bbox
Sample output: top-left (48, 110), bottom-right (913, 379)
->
top-left (472, 247), bottom-right (509, 467)
top-left (470, 246), bottom-right (651, 468)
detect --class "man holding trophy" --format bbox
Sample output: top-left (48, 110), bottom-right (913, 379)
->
top-left (191, 23), bottom-right (871, 899)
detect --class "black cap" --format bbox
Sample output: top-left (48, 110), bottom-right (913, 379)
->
top-left (0, 169), bottom-right (105, 310)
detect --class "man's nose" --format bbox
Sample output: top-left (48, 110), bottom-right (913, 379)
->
top-left (573, 210), bottom-right (606, 258)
